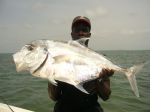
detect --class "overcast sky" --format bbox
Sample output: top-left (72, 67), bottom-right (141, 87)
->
top-left (0, 0), bottom-right (150, 53)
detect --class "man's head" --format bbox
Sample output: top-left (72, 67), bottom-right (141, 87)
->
top-left (71, 16), bottom-right (91, 40)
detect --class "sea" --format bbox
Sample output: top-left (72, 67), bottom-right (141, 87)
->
top-left (0, 51), bottom-right (150, 112)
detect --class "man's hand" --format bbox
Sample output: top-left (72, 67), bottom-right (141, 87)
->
top-left (99, 69), bottom-right (114, 79)
top-left (95, 69), bottom-right (114, 100)
top-left (48, 82), bottom-right (61, 101)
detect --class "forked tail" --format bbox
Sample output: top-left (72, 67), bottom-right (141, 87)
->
top-left (125, 62), bottom-right (147, 97)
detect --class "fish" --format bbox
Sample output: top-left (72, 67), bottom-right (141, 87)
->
top-left (13, 39), bottom-right (145, 97)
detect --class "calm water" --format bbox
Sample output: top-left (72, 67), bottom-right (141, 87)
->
top-left (0, 51), bottom-right (150, 112)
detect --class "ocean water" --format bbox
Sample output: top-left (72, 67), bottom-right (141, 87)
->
top-left (0, 51), bottom-right (150, 112)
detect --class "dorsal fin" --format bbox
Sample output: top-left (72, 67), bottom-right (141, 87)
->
top-left (68, 38), bottom-right (90, 48)
top-left (75, 38), bottom-right (90, 47)
top-left (68, 40), bottom-right (85, 48)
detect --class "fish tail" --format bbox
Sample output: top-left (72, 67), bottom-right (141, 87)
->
top-left (125, 62), bottom-right (147, 97)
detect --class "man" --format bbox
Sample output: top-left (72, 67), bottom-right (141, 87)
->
top-left (48, 16), bottom-right (114, 112)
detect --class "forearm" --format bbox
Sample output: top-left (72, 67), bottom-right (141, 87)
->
top-left (48, 82), bottom-right (61, 101)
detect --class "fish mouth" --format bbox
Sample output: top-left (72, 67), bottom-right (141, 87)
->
top-left (13, 53), bottom-right (25, 72)
top-left (32, 53), bottom-right (49, 74)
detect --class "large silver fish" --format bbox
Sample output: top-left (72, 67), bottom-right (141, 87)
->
top-left (13, 39), bottom-right (145, 97)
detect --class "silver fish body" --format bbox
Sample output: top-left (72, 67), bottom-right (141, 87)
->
top-left (13, 39), bottom-right (145, 97)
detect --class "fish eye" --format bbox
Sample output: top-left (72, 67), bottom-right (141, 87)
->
top-left (26, 44), bottom-right (34, 51)
top-left (44, 48), bottom-right (47, 51)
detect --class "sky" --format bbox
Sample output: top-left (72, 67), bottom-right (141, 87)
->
top-left (0, 0), bottom-right (150, 53)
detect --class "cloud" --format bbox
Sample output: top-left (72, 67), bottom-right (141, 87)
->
top-left (120, 29), bottom-right (150, 35)
top-left (120, 29), bottom-right (136, 35)
top-left (24, 24), bottom-right (32, 29)
top-left (51, 19), bottom-right (62, 25)
top-left (92, 29), bottom-right (116, 37)
top-left (32, 2), bottom-right (48, 11)
top-left (139, 29), bottom-right (150, 33)
top-left (128, 12), bottom-right (137, 17)
top-left (0, 25), bottom-right (8, 30)
top-left (85, 6), bottom-right (109, 18)
top-left (92, 28), bottom-right (150, 38)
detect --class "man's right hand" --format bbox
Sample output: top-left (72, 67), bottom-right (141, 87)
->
top-left (95, 68), bottom-right (114, 101)
top-left (99, 69), bottom-right (114, 79)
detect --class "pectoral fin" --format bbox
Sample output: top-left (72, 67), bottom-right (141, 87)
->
top-left (55, 75), bottom-right (89, 94)
top-left (48, 76), bottom-right (57, 86)
top-left (75, 83), bottom-right (89, 94)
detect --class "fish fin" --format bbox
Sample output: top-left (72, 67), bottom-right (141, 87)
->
top-left (75, 83), bottom-right (89, 94)
top-left (48, 77), bottom-right (57, 86)
top-left (125, 62), bottom-right (147, 97)
top-left (68, 39), bottom-right (87, 48)
top-left (56, 76), bottom-right (76, 85)
top-left (75, 38), bottom-right (90, 46)
top-left (50, 81), bottom-right (57, 86)
top-left (55, 75), bottom-right (89, 94)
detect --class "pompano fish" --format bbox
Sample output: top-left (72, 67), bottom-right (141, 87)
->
top-left (13, 39), bottom-right (145, 97)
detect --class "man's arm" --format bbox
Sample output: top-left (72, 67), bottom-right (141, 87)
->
top-left (96, 69), bottom-right (114, 101)
top-left (48, 82), bottom-right (61, 101)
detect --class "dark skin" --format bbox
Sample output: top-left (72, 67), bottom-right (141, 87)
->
top-left (71, 21), bottom-right (91, 40)
top-left (48, 82), bottom-right (61, 101)
top-left (48, 21), bottom-right (114, 102)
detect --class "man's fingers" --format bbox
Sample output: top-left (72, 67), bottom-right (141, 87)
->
top-left (99, 69), bottom-right (114, 77)
top-left (108, 69), bottom-right (114, 76)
